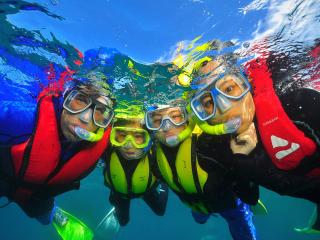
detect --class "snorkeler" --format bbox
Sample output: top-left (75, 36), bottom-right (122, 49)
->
top-left (145, 99), bottom-right (259, 240)
top-left (189, 55), bottom-right (320, 233)
top-left (96, 112), bottom-right (168, 239)
top-left (0, 79), bottom-right (115, 240)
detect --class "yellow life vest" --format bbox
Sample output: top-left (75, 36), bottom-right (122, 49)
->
top-left (104, 150), bottom-right (156, 198)
top-left (156, 135), bottom-right (209, 213)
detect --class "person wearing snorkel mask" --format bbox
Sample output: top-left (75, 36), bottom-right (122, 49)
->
top-left (95, 114), bottom-right (168, 240)
top-left (145, 99), bottom-right (259, 240)
top-left (189, 56), bottom-right (320, 234)
top-left (0, 79), bottom-right (115, 239)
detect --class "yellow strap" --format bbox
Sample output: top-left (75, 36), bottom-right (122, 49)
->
top-left (107, 152), bottom-right (128, 194)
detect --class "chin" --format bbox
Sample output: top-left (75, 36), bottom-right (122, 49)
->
top-left (66, 134), bottom-right (81, 142)
top-left (62, 129), bottom-right (80, 142)
top-left (236, 122), bottom-right (251, 134)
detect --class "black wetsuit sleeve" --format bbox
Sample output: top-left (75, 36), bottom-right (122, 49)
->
top-left (279, 87), bottom-right (320, 136)
top-left (232, 150), bottom-right (320, 204)
top-left (109, 191), bottom-right (130, 226)
top-left (143, 181), bottom-right (168, 216)
top-left (233, 181), bottom-right (259, 205)
top-left (17, 196), bottom-right (55, 218)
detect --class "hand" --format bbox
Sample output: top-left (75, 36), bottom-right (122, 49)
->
top-left (230, 123), bottom-right (257, 155)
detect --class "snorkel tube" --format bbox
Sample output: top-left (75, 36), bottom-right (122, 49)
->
top-left (193, 116), bottom-right (242, 135)
top-left (187, 104), bottom-right (241, 135)
top-left (74, 127), bottom-right (105, 142)
top-left (177, 118), bottom-right (196, 141)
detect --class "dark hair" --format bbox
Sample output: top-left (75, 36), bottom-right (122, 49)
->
top-left (69, 79), bottom-right (116, 107)
top-left (77, 82), bottom-right (105, 99)
top-left (113, 118), bottom-right (143, 128)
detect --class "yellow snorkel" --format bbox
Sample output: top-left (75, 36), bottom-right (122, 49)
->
top-left (74, 127), bottom-right (105, 142)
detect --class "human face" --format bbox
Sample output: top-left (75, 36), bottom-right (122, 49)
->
top-left (115, 121), bottom-right (146, 160)
top-left (195, 61), bottom-right (255, 134)
top-left (61, 91), bottom-right (113, 142)
top-left (149, 107), bottom-right (187, 147)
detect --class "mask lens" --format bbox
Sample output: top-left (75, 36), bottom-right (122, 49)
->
top-left (64, 91), bottom-right (91, 113)
top-left (114, 129), bottom-right (127, 144)
top-left (146, 111), bottom-right (163, 130)
top-left (216, 74), bottom-right (249, 98)
top-left (93, 104), bottom-right (113, 128)
top-left (191, 91), bottom-right (215, 120)
top-left (167, 107), bottom-right (186, 125)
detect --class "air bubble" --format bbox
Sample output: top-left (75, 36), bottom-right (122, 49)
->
top-left (243, 42), bottom-right (250, 48)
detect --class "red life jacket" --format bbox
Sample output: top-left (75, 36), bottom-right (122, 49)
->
top-left (245, 58), bottom-right (318, 172)
top-left (10, 94), bottom-right (111, 203)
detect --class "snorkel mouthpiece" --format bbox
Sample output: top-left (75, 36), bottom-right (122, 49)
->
top-left (224, 117), bottom-right (242, 133)
top-left (74, 126), bottom-right (104, 142)
top-left (165, 135), bottom-right (180, 147)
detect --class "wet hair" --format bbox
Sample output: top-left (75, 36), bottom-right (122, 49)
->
top-left (191, 53), bottom-right (239, 79)
top-left (191, 57), bottom-right (214, 79)
top-left (113, 118), bottom-right (144, 128)
top-left (68, 79), bottom-right (116, 107)
top-left (77, 82), bottom-right (106, 99)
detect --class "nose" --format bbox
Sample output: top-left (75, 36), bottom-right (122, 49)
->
top-left (215, 94), bottom-right (232, 113)
top-left (161, 119), bottom-right (174, 132)
top-left (123, 140), bottom-right (134, 149)
top-left (78, 108), bottom-right (93, 124)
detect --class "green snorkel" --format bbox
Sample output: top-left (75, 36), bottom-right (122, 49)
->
top-left (177, 117), bottom-right (196, 141)
top-left (193, 116), bottom-right (242, 135)
top-left (187, 103), bottom-right (241, 135)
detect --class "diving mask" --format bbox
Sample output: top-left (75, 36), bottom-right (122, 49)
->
top-left (63, 90), bottom-right (114, 128)
top-left (145, 106), bottom-right (188, 131)
top-left (191, 72), bottom-right (251, 121)
top-left (110, 126), bottom-right (151, 149)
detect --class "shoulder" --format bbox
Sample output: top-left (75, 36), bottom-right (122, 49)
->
top-left (279, 88), bottom-right (320, 131)
top-left (280, 88), bottom-right (320, 107)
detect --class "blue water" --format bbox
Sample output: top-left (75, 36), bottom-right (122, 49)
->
top-left (1, 0), bottom-right (320, 239)
top-left (0, 168), bottom-right (318, 240)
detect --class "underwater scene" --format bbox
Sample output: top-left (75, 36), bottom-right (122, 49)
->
top-left (0, 0), bottom-right (319, 239)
